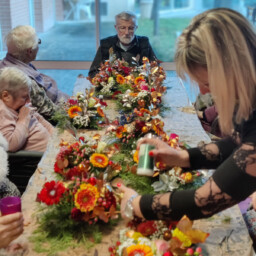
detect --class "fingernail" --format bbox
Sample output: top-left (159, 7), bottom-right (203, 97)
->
top-left (117, 183), bottom-right (121, 188)
top-left (149, 151), bottom-right (154, 157)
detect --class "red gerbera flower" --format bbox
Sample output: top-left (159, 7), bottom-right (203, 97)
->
top-left (137, 221), bottom-right (157, 237)
top-left (38, 181), bottom-right (66, 205)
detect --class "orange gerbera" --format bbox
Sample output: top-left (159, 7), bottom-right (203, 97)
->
top-left (126, 244), bottom-right (153, 256)
top-left (68, 106), bottom-right (82, 118)
top-left (74, 183), bottom-right (99, 212)
top-left (134, 76), bottom-right (145, 85)
top-left (97, 107), bottom-right (105, 117)
top-left (90, 153), bottom-right (109, 168)
top-left (116, 74), bottom-right (125, 84)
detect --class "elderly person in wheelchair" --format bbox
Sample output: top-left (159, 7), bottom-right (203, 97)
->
top-left (0, 67), bottom-right (54, 193)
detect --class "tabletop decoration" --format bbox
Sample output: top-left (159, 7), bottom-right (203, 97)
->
top-left (88, 50), bottom-right (167, 112)
top-left (53, 136), bottom-right (122, 180)
top-left (52, 88), bottom-right (108, 131)
top-left (33, 175), bottom-right (121, 253)
top-left (108, 216), bottom-right (208, 256)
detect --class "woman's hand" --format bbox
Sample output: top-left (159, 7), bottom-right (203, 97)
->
top-left (118, 184), bottom-right (143, 221)
top-left (18, 105), bottom-right (32, 122)
top-left (137, 137), bottom-right (190, 168)
top-left (0, 212), bottom-right (24, 249)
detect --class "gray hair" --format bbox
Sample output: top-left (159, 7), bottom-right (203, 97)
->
top-left (5, 25), bottom-right (38, 59)
top-left (0, 67), bottom-right (32, 99)
top-left (115, 11), bottom-right (137, 26)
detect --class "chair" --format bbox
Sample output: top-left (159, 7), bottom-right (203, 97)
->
top-left (74, 0), bottom-right (93, 20)
top-left (7, 150), bottom-right (43, 194)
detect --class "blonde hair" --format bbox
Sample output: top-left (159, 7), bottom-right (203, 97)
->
top-left (5, 25), bottom-right (38, 60)
top-left (0, 67), bottom-right (32, 99)
top-left (175, 8), bottom-right (256, 135)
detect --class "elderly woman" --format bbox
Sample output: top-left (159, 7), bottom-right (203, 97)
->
top-left (0, 67), bottom-right (53, 152)
top-left (120, 8), bottom-right (256, 222)
top-left (0, 25), bottom-right (68, 121)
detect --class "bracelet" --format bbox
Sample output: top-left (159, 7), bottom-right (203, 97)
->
top-left (124, 194), bottom-right (138, 220)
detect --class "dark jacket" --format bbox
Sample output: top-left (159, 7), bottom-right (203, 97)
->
top-left (88, 35), bottom-right (157, 78)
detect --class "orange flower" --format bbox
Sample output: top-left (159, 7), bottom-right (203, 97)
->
top-left (90, 153), bottom-right (109, 168)
top-left (129, 92), bottom-right (138, 97)
top-left (68, 106), bottom-right (82, 118)
top-left (116, 74), bottom-right (125, 84)
top-left (97, 107), bottom-right (105, 117)
top-left (116, 126), bottom-right (124, 138)
top-left (126, 244), bottom-right (153, 256)
top-left (74, 183), bottom-right (99, 212)
top-left (133, 150), bottom-right (139, 163)
top-left (134, 76), bottom-right (145, 85)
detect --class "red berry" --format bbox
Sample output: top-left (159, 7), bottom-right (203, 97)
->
top-left (88, 177), bottom-right (97, 185)
top-left (186, 248), bottom-right (194, 255)
top-left (116, 241), bottom-right (121, 246)
top-left (196, 247), bottom-right (202, 253)
top-left (108, 247), bottom-right (113, 252)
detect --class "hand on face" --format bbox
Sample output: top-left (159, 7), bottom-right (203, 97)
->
top-left (0, 212), bottom-right (24, 249)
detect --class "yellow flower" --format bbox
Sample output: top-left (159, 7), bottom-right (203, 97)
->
top-left (74, 183), bottom-right (99, 212)
top-left (90, 153), bottom-right (109, 168)
top-left (68, 106), bottom-right (82, 118)
top-left (133, 150), bottom-right (139, 163)
top-left (172, 228), bottom-right (192, 247)
top-left (116, 74), bottom-right (125, 84)
top-left (126, 244), bottom-right (153, 256)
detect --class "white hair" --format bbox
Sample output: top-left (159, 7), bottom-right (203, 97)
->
top-left (5, 25), bottom-right (38, 59)
top-left (0, 67), bottom-right (32, 99)
top-left (115, 11), bottom-right (137, 26)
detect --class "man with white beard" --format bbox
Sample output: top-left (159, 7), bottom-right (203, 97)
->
top-left (88, 11), bottom-right (157, 78)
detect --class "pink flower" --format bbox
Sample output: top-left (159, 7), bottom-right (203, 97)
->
top-left (140, 84), bottom-right (149, 91)
top-left (154, 239), bottom-right (170, 254)
top-left (68, 99), bottom-right (78, 105)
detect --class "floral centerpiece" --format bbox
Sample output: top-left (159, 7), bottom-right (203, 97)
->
top-left (52, 88), bottom-right (108, 131)
top-left (88, 48), bottom-right (166, 112)
top-left (108, 216), bottom-right (208, 256)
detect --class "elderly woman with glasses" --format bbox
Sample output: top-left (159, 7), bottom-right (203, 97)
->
top-left (0, 25), bottom-right (69, 122)
top-left (88, 11), bottom-right (157, 78)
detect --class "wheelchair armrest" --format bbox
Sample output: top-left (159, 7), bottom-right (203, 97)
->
top-left (8, 150), bottom-right (43, 159)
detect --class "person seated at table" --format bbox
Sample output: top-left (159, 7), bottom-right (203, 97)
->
top-left (195, 93), bottom-right (222, 138)
top-left (0, 67), bottom-right (54, 152)
top-left (0, 25), bottom-right (69, 121)
top-left (0, 132), bottom-right (20, 199)
top-left (88, 11), bottom-right (157, 78)
top-left (0, 213), bottom-right (24, 249)
top-left (119, 8), bottom-right (256, 222)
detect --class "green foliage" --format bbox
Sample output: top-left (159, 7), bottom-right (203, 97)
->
top-left (120, 171), bottom-right (156, 195)
top-left (51, 109), bottom-right (73, 133)
top-left (31, 203), bottom-right (119, 254)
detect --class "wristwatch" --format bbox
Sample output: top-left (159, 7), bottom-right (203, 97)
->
top-left (124, 194), bottom-right (138, 220)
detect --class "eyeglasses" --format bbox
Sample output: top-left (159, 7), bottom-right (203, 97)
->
top-left (117, 26), bottom-right (137, 33)
top-left (38, 38), bottom-right (41, 44)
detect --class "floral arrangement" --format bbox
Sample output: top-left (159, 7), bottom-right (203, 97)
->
top-left (53, 136), bottom-right (122, 180)
top-left (88, 49), bottom-right (166, 112)
top-left (52, 88), bottom-right (108, 131)
top-left (108, 216), bottom-right (208, 256)
top-left (37, 177), bottom-right (118, 224)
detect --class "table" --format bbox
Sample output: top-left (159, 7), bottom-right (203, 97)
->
top-left (5, 76), bottom-right (254, 255)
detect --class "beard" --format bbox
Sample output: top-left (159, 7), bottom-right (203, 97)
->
top-left (119, 34), bottom-right (135, 45)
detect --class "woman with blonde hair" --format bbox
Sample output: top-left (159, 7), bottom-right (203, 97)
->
top-left (119, 8), bottom-right (256, 221)
top-left (0, 67), bottom-right (53, 152)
